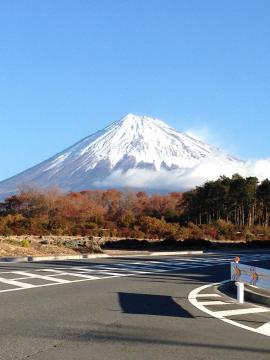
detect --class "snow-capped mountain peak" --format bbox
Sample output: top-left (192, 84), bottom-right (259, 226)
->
top-left (0, 113), bottom-right (241, 198)
top-left (68, 113), bottom-right (220, 172)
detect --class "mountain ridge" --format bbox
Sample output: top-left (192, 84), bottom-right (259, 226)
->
top-left (0, 113), bottom-right (242, 198)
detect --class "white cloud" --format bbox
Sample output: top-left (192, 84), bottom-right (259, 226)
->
top-left (93, 156), bottom-right (270, 191)
top-left (185, 126), bottom-right (240, 158)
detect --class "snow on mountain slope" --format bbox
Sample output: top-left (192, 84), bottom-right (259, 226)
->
top-left (0, 114), bottom-right (242, 198)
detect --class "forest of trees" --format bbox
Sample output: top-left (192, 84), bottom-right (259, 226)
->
top-left (184, 175), bottom-right (270, 227)
top-left (1, 174), bottom-right (270, 241)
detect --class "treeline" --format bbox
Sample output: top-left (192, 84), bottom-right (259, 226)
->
top-left (0, 174), bottom-right (270, 241)
top-left (184, 174), bottom-right (270, 227)
top-left (0, 188), bottom-right (184, 238)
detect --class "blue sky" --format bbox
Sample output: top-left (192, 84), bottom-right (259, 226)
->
top-left (1, 0), bottom-right (270, 181)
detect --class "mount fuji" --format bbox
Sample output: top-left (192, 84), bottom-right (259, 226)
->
top-left (0, 114), bottom-right (242, 198)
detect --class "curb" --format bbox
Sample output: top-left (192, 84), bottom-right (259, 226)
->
top-left (217, 280), bottom-right (236, 298)
top-left (244, 284), bottom-right (270, 307)
top-left (217, 280), bottom-right (270, 307)
top-left (0, 254), bottom-right (110, 263)
top-left (189, 280), bottom-right (270, 338)
top-left (149, 250), bottom-right (203, 256)
top-left (0, 250), bottom-right (204, 263)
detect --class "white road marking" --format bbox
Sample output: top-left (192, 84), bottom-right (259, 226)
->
top-left (70, 267), bottom-right (103, 272)
top-left (0, 253), bottom-right (269, 295)
top-left (198, 301), bottom-right (228, 306)
top-left (59, 272), bottom-right (99, 280)
top-left (12, 271), bottom-right (69, 283)
top-left (0, 277), bottom-right (34, 289)
top-left (97, 271), bottom-right (127, 276)
top-left (38, 269), bottom-right (64, 274)
top-left (215, 307), bottom-right (270, 317)
top-left (256, 322), bottom-right (270, 335)
top-left (196, 294), bottom-right (221, 298)
top-left (188, 281), bottom-right (270, 337)
top-left (96, 264), bottom-right (150, 273)
top-left (0, 275), bottom-right (121, 293)
top-left (148, 261), bottom-right (184, 268)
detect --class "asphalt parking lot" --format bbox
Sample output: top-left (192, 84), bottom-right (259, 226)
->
top-left (0, 252), bottom-right (270, 360)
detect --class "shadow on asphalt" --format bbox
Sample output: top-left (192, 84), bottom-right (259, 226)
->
top-left (118, 292), bottom-right (194, 318)
top-left (77, 327), bottom-right (270, 355)
top-left (1, 321), bottom-right (270, 356)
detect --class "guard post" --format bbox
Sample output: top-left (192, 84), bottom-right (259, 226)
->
top-left (237, 281), bottom-right (244, 303)
top-left (231, 258), bottom-right (270, 304)
top-left (231, 256), bottom-right (244, 303)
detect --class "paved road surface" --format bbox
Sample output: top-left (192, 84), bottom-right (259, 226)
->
top-left (0, 252), bottom-right (270, 359)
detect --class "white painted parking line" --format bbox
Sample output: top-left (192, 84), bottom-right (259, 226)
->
top-left (215, 307), bottom-right (270, 317)
top-left (188, 281), bottom-right (270, 337)
top-left (196, 294), bottom-right (221, 298)
top-left (148, 261), bottom-right (184, 268)
top-left (92, 266), bottom-right (125, 271)
top-left (257, 322), bottom-right (270, 335)
top-left (71, 267), bottom-right (102, 272)
top-left (0, 253), bottom-right (269, 295)
top-left (0, 277), bottom-right (34, 289)
top-left (12, 271), bottom-right (69, 284)
top-left (73, 266), bottom-right (146, 275)
top-left (98, 264), bottom-right (145, 270)
top-left (198, 301), bottom-right (228, 306)
top-left (97, 271), bottom-right (127, 276)
top-left (60, 272), bottom-right (100, 280)
top-left (38, 269), bottom-right (64, 274)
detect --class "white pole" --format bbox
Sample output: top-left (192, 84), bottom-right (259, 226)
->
top-left (237, 282), bottom-right (244, 303)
